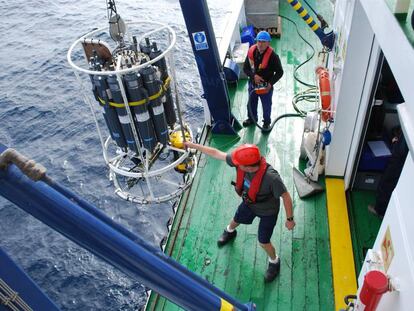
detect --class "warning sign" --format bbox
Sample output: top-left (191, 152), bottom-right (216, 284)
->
top-left (381, 227), bottom-right (394, 273)
top-left (192, 31), bottom-right (209, 51)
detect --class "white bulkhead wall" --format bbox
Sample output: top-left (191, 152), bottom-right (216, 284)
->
top-left (327, 0), bottom-right (414, 309)
top-left (326, 0), bottom-right (414, 185)
top-left (354, 1), bottom-right (414, 310)
top-left (325, 0), bottom-right (376, 179)
top-left (367, 153), bottom-right (414, 310)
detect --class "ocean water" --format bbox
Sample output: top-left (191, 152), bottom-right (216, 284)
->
top-left (0, 0), bottom-right (228, 309)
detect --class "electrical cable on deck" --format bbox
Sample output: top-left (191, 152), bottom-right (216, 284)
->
top-left (246, 89), bottom-right (302, 133)
top-left (280, 14), bottom-right (317, 87)
top-left (292, 88), bottom-right (319, 115)
top-left (0, 149), bottom-right (46, 181)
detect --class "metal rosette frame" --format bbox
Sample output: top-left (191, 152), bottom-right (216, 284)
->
top-left (67, 21), bottom-right (197, 204)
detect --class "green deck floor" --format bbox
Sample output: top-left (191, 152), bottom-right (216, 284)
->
top-left (147, 1), bottom-right (336, 310)
top-left (348, 190), bottom-right (382, 274)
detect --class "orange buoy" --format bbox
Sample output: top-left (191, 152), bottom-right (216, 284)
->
top-left (316, 67), bottom-right (331, 122)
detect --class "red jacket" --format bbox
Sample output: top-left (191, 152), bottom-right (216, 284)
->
top-left (244, 45), bottom-right (283, 85)
top-left (235, 157), bottom-right (268, 203)
top-left (247, 45), bottom-right (274, 70)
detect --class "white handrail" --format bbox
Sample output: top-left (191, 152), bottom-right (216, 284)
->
top-left (67, 21), bottom-right (176, 76)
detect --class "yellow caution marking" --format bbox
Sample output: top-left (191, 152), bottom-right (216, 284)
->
top-left (293, 3), bottom-right (301, 10)
top-left (326, 178), bottom-right (357, 311)
top-left (299, 10), bottom-right (308, 18)
top-left (311, 24), bottom-right (320, 31)
top-left (305, 16), bottom-right (313, 25)
top-left (220, 299), bottom-right (234, 311)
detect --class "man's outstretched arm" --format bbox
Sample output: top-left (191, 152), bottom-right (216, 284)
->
top-left (184, 141), bottom-right (227, 161)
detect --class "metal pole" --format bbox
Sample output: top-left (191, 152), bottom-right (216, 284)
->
top-left (166, 38), bottom-right (188, 144)
top-left (179, 0), bottom-right (238, 135)
top-left (0, 143), bottom-right (254, 311)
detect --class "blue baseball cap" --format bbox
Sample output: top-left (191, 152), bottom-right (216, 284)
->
top-left (256, 31), bottom-right (271, 42)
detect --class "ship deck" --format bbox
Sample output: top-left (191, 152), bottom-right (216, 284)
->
top-left (146, 1), bottom-right (364, 310)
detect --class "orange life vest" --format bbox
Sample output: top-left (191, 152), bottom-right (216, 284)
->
top-left (235, 157), bottom-right (268, 203)
top-left (247, 45), bottom-right (274, 71)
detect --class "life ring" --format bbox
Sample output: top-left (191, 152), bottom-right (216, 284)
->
top-left (316, 67), bottom-right (331, 122)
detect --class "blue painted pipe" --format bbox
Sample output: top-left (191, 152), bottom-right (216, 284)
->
top-left (44, 176), bottom-right (255, 309)
top-left (179, 0), bottom-right (239, 135)
top-left (0, 247), bottom-right (60, 311)
top-left (0, 143), bottom-right (254, 311)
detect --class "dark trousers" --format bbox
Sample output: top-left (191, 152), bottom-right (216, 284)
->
top-left (248, 83), bottom-right (273, 125)
top-left (375, 137), bottom-right (409, 216)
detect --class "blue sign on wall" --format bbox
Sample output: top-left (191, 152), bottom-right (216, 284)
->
top-left (192, 31), bottom-right (209, 51)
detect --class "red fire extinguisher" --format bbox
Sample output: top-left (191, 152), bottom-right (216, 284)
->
top-left (357, 270), bottom-right (389, 310)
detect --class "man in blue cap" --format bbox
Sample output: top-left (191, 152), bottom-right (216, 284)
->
top-left (243, 31), bottom-right (283, 131)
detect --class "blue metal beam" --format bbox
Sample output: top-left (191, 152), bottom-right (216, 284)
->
top-left (0, 247), bottom-right (60, 311)
top-left (179, 0), bottom-right (240, 135)
top-left (0, 143), bottom-right (254, 311)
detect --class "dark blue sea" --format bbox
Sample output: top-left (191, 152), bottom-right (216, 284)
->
top-left (0, 0), bottom-right (227, 309)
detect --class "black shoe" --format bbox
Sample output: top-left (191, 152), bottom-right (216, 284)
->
top-left (262, 122), bottom-right (270, 130)
top-left (242, 119), bottom-right (255, 127)
top-left (262, 122), bottom-right (271, 133)
top-left (217, 229), bottom-right (237, 247)
top-left (264, 258), bottom-right (280, 282)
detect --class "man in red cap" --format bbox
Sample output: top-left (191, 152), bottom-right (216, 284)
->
top-left (184, 141), bottom-right (295, 282)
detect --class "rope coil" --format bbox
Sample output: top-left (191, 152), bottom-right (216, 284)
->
top-left (0, 149), bottom-right (46, 181)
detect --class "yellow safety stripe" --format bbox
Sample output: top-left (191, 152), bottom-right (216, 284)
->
top-left (311, 24), bottom-right (320, 31)
top-left (305, 16), bottom-right (313, 25)
top-left (299, 10), bottom-right (308, 18)
top-left (293, 2), bottom-right (301, 10)
top-left (220, 299), bottom-right (234, 311)
top-left (325, 178), bottom-right (357, 311)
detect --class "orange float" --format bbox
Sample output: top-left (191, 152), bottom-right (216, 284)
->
top-left (316, 67), bottom-right (332, 122)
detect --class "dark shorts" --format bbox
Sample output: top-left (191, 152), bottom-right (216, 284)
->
top-left (233, 202), bottom-right (278, 244)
